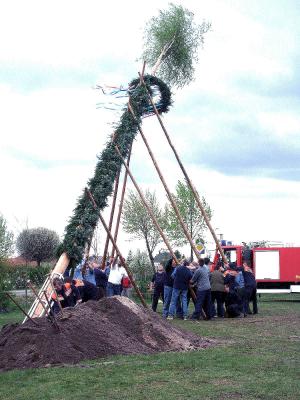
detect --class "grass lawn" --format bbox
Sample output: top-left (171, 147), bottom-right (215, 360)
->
top-left (0, 294), bottom-right (299, 400)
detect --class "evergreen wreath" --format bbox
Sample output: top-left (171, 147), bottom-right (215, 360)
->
top-left (61, 74), bottom-right (172, 267)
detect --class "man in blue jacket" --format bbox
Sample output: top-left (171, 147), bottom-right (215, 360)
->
top-left (190, 259), bottom-right (212, 320)
top-left (167, 260), bottom-right (192, 320)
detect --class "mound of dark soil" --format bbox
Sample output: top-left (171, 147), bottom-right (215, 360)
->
top-left (0, 296), bottom-right (212, 371)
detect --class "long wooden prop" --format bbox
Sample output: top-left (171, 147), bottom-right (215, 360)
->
top-left (139, 74), bottom-right (228, 264)
top-left (114, 145), bottom-right (179, 265)
top-left (111, 141), bottom-right (133, 259)
top-left (101, 170), bottom-right (121, 269)
top-left (6, 293), bottom-right (38, 325)
top-left (114, 145), bottom-right (196, 302)
top-left (85, 188), bottom-right (148, 309)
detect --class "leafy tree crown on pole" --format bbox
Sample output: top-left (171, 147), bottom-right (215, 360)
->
top-left (142, 3), bottom-right (211, 88)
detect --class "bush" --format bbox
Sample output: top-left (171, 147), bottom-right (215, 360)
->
top-left (1, 263), bottom-right (52, 290)
top-left (0, 263), bottom-right (10, 311)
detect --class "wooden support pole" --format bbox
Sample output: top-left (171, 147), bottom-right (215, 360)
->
top-left (113, 146), bottom-right (198, 301)
top-left (140, 61), bottom-right (146, 84)
top-left (139, 74), bottom-right (228, 264)
top-left (128, 101), bottom-right (202, 263)
top-left (114, 145), bottom-right (179, 265)
top-left (85, 188), bottom-right (148, 309)
top-left (101, 170), bottom-right (121, 269)
top-left (111, 141), bottom-right (133, 259)
top-left (5, 293), bottom-right (38, 325)
top-left (81, 241), bottom-right (93, 276)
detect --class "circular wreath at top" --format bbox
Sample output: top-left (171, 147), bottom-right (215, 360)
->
top-left (129, 74), bottom-right (172, 117)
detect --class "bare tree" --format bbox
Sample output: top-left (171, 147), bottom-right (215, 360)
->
top-left (122, 190), bottom-right (167, 271)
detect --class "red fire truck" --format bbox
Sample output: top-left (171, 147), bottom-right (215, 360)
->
top-left (212, 242), bottom-right (300, 293)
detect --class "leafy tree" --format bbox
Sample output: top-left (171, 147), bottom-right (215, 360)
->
top-left (142, 3), bottom-right (211, 88)
top-left (122, 190), bottom-right (167, 271)
top-left (166, 180), bottom-right (212, 260)
top-left (126, 249), bottom-right (134, 264)
top-left (0, 214), bottom-right (14, 311)
top-left (128, 249), bottom-right (153, 282)
top-left (0, 263), bottom-right (9, 312)
top-left (16, 227), bottom-right (60, 266)
top-left (0, 214), bottom-right (14, 261)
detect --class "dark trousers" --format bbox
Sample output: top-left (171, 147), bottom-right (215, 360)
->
top-left (192, 289), bottom-right (212, 320)
top-left (211, 291), bottom-right (225, 317)
top-left (245, 287), bottom-right (258, 314)
top-left (152, 286), bottom-right (164, 312)
top-left (98, 286), bottom-right (106, 299)
top-left (107, 282), bottom-right (122, 297)
top-left (236, 287), bottom-right (247, 314)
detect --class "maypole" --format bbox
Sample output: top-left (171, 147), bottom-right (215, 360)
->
top-left (25, 4), bottom-right (211, 319)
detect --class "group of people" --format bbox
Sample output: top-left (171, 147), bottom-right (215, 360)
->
top-left (50, 253), bottom-right (258, 320)
top-left (150, 257), bottom-right (258, 320)
top-left (51, 256), bottom-right (132, 313)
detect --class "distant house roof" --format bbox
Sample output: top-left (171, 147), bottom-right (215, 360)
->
top-left (7, 257), bottom-right (38, 267)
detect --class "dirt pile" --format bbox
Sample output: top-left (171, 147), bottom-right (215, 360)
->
top-left (0, 296), bottom-right (212, 371)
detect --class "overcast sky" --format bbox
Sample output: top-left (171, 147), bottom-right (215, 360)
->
top-left (1, 0), bottom-right (300, 257)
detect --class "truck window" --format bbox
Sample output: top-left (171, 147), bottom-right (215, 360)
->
top-left (255, 250), bottom-right (280, 280)
top-left (225, 249), bottom-right (237, 264)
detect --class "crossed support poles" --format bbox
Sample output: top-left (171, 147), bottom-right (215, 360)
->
top-left (103, 69), bottom-right (227, 270)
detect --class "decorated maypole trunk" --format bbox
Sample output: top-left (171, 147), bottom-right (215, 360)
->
top-left (61, 75), bottom-right (171, 270)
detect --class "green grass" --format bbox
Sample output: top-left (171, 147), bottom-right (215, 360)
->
top-left (0, 295), bottom-right (299, 400)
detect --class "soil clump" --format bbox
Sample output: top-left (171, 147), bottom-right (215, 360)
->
top-left (0, 296), bottom-right (213, 371)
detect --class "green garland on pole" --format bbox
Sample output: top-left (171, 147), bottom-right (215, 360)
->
top-left (61, 75), bottom-right (172, 267)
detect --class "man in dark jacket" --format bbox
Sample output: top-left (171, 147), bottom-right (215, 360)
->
top-left (150, 263), bottom-right (166, 312)
top-left (224, 267), bottom-right (243, 317)
top-left (242, 261), bottom-right (258, 314)
top-left (210, 265), bottom-right (225, 317)
top-left (65, 277), bottom-right (101, 303)
top-left (167, 261), bottom-right (192, 320)
top-left (162, 258), bottom-right (175, 318)
top-left (92, 262), bottom-right (108, 298)
top-left (52, 277), bottom-right (82, 314)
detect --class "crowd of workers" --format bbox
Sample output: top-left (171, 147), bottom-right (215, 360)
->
top-left (51, 257), bottom-right (132, 313)
top-left (50, 255), bottom-right (257, 321)
top-left (150, 257), bottom-right (258, 320)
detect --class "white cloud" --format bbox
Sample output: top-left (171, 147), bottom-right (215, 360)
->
top-left (258, 112), bottom-right (300, 137)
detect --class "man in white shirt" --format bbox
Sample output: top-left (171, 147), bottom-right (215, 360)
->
top-left (107, 258), bottom-right (128, 296)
